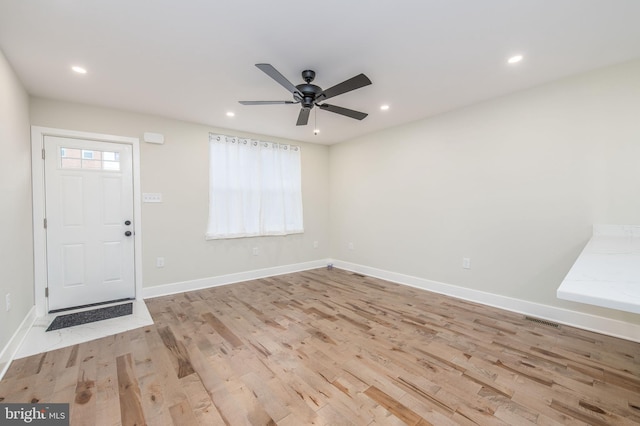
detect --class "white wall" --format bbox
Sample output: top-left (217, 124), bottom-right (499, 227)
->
top-left (0, 50), bottom-right (33, 365)
top-left (30, 99), bottom-right (330, 288)
top-left (330, 58), bottom-right (640, 325)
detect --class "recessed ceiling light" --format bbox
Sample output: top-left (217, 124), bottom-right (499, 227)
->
top-left (380, 105), bottom-right (390, 111)
top-left (507, 55), bottom-right (523, 64)
top-left (71, 66), bottom-right (87, 74)
top-left (226, 111), bottom-right (235, 117)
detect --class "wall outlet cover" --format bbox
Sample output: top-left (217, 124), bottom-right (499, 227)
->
top-left (463, 257), bottom-right (471, 269)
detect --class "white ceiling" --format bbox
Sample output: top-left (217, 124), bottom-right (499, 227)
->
top-left (2, 1), bottom-right (640, 145)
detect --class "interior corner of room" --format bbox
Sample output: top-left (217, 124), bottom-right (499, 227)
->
top-left (1, 2), bottom-right (640, 421)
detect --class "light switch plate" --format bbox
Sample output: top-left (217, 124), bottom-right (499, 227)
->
top-left (143, 193), bottom-right (162, 203)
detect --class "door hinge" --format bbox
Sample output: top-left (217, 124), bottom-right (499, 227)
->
top-left (44, 218), bottom-right (47, 229)
top-left (45, 287), bottom-right (49, 298)
top-left (42, 148), bottom-right (45, 160)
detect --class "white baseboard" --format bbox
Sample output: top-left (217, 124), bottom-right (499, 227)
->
top-left (0, 306), bottom-right (37, 381)
top-left (332, 260), bottom-right (640, 343)
top-left (143, 259), bottom-right (330, 299)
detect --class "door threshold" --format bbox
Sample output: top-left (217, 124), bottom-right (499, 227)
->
top-left (48, 297), bottom-right (134, 314)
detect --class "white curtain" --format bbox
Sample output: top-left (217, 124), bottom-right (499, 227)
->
top-left (206, 134), bottom-right (303, 239)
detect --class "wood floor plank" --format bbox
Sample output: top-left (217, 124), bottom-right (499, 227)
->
top-left (116, 353), bottom-right (145, 426)
top-left (94, 335), bottom-right (122, 426)
top-left (202, 312), bottom-right (245, 349)
top-left (70, 339), bottom-right (99, 425)
top-left (240, 371), bottom-right (291, 423)
top-left (157, 325), bottom-right (195, 379)
top-left (364, 385), bottom-right (424, 425)
top-left (169, 399), bottom-right (199, 425)
top-left (51, 357), bottom-right (80, 404)
top-left (131, 329), bottom-right (172, 425)
top-left (179, 371), bottom-right (227, 425)
top-left (2, 268), bottom-right (639, 424)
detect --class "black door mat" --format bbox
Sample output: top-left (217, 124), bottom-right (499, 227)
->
top-left (46, 302), bottom-right (133, 331)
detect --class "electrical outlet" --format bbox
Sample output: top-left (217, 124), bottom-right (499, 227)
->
top-left (5, 293), bottom-right (10, 311)
top-left (348, 242), bottom-right (354, 250)
top-left (156, 257), bottom-right (165, 268)
top-left (462, 257), bottom-right (471, 269)
top-left (253, 247), bottom-right (259, 256)
top-left (313, 241), bottom-right (319, 249)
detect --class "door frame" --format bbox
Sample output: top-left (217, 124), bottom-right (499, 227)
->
top-left (31, 126), bottom-right (143, 316)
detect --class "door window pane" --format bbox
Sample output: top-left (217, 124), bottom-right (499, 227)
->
top-left (60, 148), bottom-right (121, 171)
top-left (102, 160), bottom-right (120, 171)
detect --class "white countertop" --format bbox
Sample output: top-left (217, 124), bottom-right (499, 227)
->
top-left (557, 225), bottom-right (640, 314)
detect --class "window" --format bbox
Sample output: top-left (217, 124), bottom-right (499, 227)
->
top-left (206, 134), bottom-right (303, 239)
top-left (60, 147), bottom-right (121, 171)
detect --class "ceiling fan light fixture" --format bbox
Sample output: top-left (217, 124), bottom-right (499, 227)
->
top-left (507, 55), bottom-right (523, 64)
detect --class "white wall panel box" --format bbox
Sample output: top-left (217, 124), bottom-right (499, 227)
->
top-left (143, 132), bottom-right (164, 144)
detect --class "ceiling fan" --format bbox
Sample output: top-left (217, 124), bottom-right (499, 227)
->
top-left (239, 63), bottom-right (372, 126)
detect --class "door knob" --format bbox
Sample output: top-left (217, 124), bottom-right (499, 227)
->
top-left (124, 220), bottom-right (131, 226)
top-left (125, 231), bottom-right (132, 237)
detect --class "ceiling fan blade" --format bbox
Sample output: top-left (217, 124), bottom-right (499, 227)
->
top-left (256, 63), bottom-right (300, 95)
top-left (296, 108), bottom-right (310, 126)
top-left (317, 73), bottom-right (372, 101)
top-left (239, 100), bottom-right (296, 105)
top-left (318, 104), bottom-right (368, 120)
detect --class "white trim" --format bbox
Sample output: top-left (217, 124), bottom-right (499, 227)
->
top-left (143, 259), bottom-right (329, 299)
top-left (31, 126), bottom-right (143, 316)
top-left (131, 137), bottom-right (144, 303)
top-left (332, 260), bottom-right (640, 343)
top-left (0, 306), bottom-right (36, 381)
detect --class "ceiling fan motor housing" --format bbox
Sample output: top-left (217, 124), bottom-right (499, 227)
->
top-left (296, 82), bottom-right (322, 108)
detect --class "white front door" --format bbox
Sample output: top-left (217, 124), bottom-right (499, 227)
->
top-left (44, 136), bottom-right (135, 311)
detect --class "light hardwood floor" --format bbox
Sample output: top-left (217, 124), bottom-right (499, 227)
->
top-left (1, 268), bottom-right (639, 425)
